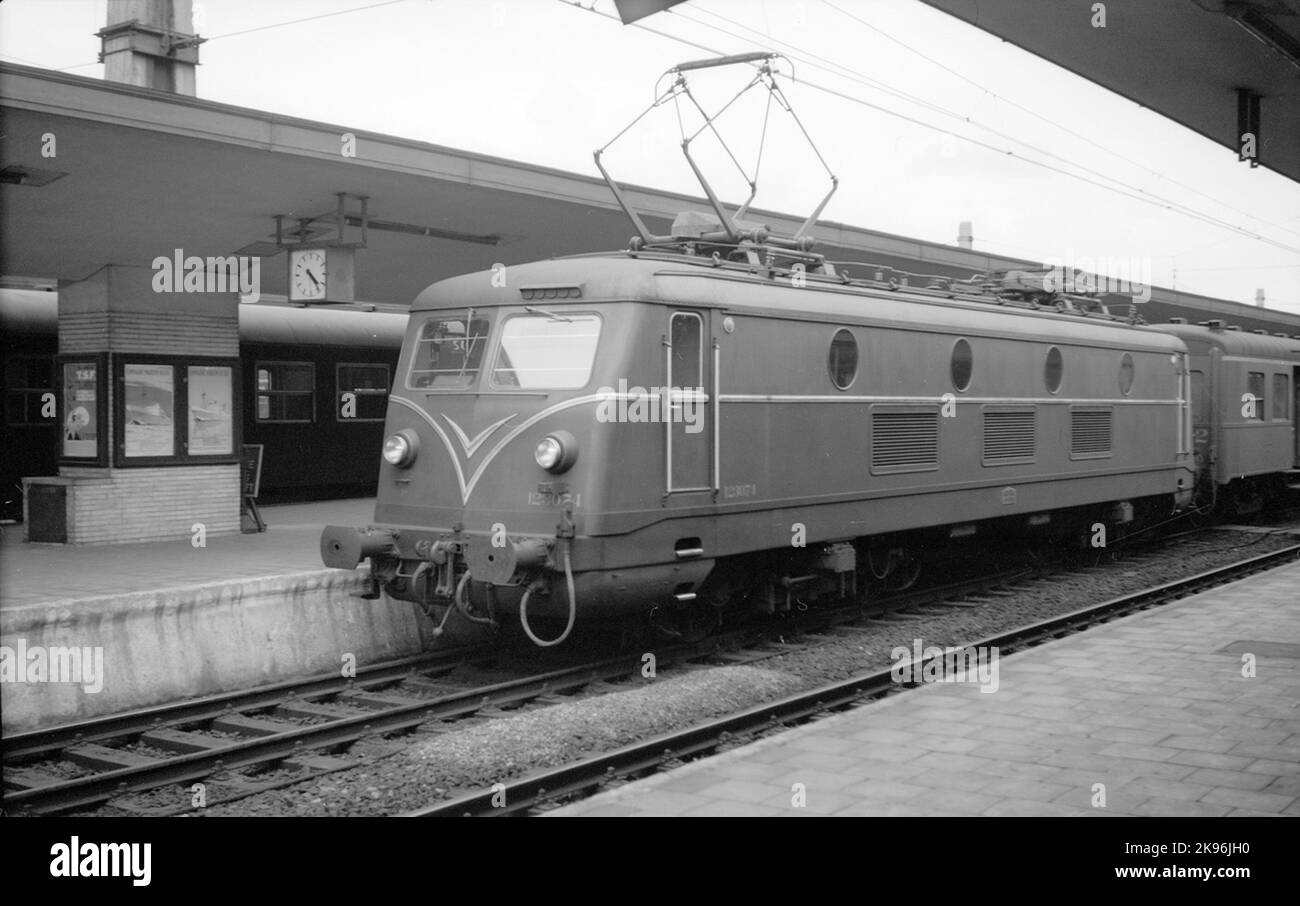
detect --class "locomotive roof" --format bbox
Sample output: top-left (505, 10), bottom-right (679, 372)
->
top-left (0, 290), bottom-right (408, 349)
top-left (1156, 322), bottom-right (1300, 360)
top-left (412, 252), bottom-right (1187, 353)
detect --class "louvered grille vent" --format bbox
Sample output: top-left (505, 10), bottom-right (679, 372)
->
top-left (983, 410), bottom-right (1035, 463)
top-left (872, 411), bottom-right (939, 470)
top-left (1071, 408), bottom-right (1113, 455)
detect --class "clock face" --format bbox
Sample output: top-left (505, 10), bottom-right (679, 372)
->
top-left (289, 248), bottom-right (327, 300)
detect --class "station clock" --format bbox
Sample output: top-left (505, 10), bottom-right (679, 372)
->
top-left (287, 246), bottom-right (356, 303)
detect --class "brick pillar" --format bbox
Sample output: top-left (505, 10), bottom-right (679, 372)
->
top-left (24, 264), bottom-right (241, 544)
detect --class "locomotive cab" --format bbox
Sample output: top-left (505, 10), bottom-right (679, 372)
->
top-left (321, 257), bottom-right (720, 645)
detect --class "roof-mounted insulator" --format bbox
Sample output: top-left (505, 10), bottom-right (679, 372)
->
top-left (1205, 320), bottom-right (1224, 330)
top-left (1168, 317), bottom-right (1187, 324)
top-left (1226, 325), bottom-right (1242, 331)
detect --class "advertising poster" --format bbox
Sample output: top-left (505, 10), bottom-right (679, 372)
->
top-left (123, 363), bottom-right (174, 457)
top-left (62, 361), bottom-right (99, 458)
top-left (187, 365), bottom-right (234, 455)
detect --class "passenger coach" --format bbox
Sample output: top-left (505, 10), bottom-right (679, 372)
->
top-left (1157, 320), bottom-right (1300, 512)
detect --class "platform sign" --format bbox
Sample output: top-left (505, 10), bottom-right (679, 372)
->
top-left (241, 444), bottom-right (264, 498)
top-left (240, 444), bottom-right (265, 533)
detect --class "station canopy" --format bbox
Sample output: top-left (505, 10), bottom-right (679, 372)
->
top-left (920, 0), bottom-right (1300, 185)
top-left (1, 61), bottom-right (1295, 335)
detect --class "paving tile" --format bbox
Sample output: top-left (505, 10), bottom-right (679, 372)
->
top-left (570, 804), bottom-right (643, 816)
top-left (907, 769), bottom-right (999, 793)
top-left (697, 779), bottom-right (789, 803)
top-left (1128, 797), bottom-right (1233, 818)
top-left (981, 797), bottom-right (1082, 817)
top-left (679, 800), bottom-right (786, 817)
top-left (1165, 750), bottom-right (1256, 771)
top-left (1097, 742), bottom-right (1179, 762)
top-left (1047, 785), bottom-right (1109, 811)
top-left (1111, 776), bottom-right (1217, 804)
top-left (711, 760), bottom-right (802, 783)
top-left (1159, 735), bottom-right (1242, 754)
top-left (760, 789), bottom-right (864, 815)
top-left (909, 751), bottom-right (1000, 774)
top-left (912, 734), bottom-right (982, 754)
top-left (1184, 767), bottom-right (1276, 792)
top-left (591, 790), bottom-right (703, 815)
top-left (844, 727), bottom-right (916, 746)
top-left (1047, 767), bottom-right (1141, 791)
top-left (1199, 787), bottom-right (1296, 814)
top-left (1089, 726), bottom-right (1173, 745)
top-left (655, 770), bottom-right (737, 795)
top-left (905, 788), bottom-right (1001, 814)
top-left (839, 779), bottom-right (930, 803)
top-left (783, 735), bottom-right (865, 756)
top-left (976, 776), bottom-right (1073, 803)
top-left (1259, 775), bottom-right (1300, 799)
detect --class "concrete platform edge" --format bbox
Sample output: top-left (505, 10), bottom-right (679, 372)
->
top-left (1, 568), bottom-right (431, 732)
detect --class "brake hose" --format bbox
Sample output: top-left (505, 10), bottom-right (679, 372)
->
top-left (519, 544), bottom-right (576, 647)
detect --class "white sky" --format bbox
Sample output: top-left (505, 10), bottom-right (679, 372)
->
top-left (2, 0), bottom-right (1298, 312)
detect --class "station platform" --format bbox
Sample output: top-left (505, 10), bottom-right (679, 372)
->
top-left (552, 561), bottom-right (1300, 817)
top-left (1, 499), bottom-right (433, 733)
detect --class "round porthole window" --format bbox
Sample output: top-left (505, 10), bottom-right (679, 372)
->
top-left (1119, 353), bottom-right (1135, 396)
top-left (829, 329), bottom-right (858, 390)
top-left (951, 338), bottom-right (973, 392)
top-left (1045, 346), bottom-right (1063, 394)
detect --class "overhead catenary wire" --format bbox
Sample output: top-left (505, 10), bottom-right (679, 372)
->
top-left (556, 0), bottom-right (1300, 258)
top-left (812, 0), bottom-right (1300, 243)
top-left (668, 4), bottom-right (1300, 256)
top-left (49, 0), bottom-right (411, 72)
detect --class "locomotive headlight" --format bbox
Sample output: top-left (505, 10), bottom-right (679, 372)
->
top-left (534, 430), bottom-right (578, 474)
top-left (382, 429), bottom-right (419, 468)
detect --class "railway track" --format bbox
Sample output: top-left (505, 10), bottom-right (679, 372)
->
top-left (0, 567), bottom-right (1030, 816)
top-left (7, 527), bottom-right (1290, 816)
top-left (405, 541), bottom-right (1300, 817)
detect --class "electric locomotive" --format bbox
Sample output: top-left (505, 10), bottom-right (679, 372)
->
top-left (319, 52), bottom-right (1294, 647)
top-left (321, 241), bottom-right (1199, 645)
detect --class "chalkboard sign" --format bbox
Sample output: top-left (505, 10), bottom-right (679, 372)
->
top-left (240, 444), bottom-right (265, 533)
top-left (241, 444), bottom-right (264, 498)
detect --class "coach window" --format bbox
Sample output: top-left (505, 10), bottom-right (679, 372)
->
top-left (256, 362), bottom-right (314, 422)
top-left (1247, 372), bottom-right (1265, 421)
top-left (5, 356), bottom-right (55, 425)
top-left (1272, 374), bottom-right (1289, 421)
top-left (1045, 347), bottom-right (1064, 394)
top-left (336, 363), bottom-right (390, 422)
top-left (1118, 353), bottom-right (1135, 396)
top-left (950, 338), bottom-right (973, 392)
top-left (828, 329), bottom-right (858, 390)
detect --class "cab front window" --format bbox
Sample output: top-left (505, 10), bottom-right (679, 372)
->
top-left (491, 313), bottom-right (601, 389)
top-left (407, 314), bottom-right (492, 389)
